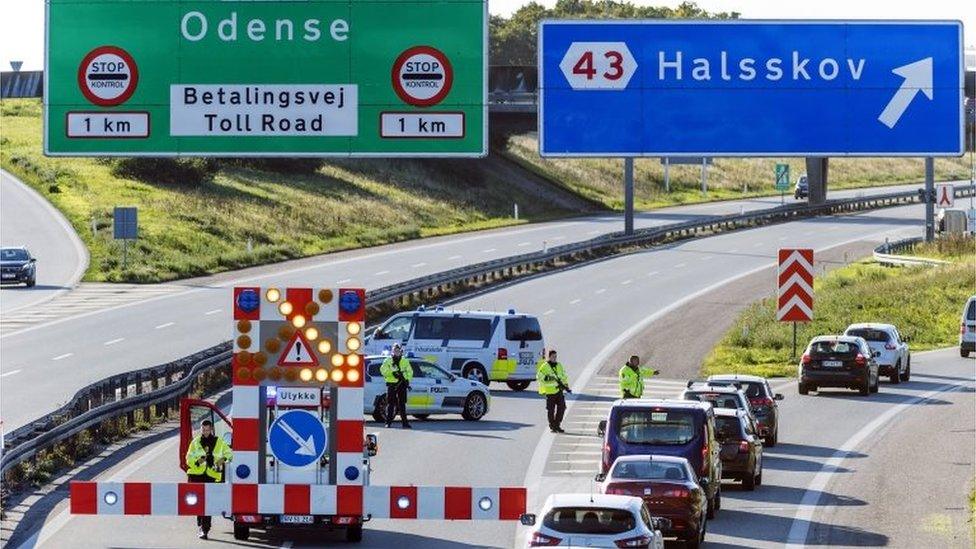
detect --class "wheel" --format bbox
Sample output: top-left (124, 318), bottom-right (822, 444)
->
top-left (858, 381), bottom-right (870, 396)
top-left (686, 518), bottom-right (704, 549)
top-left (371, 396), bottom-right (387, 423)
top-left (506, 380), bottom-right (531, 391)
top-left (743, 469), bottom-right (756, 491)
top-left (962, 349), bottom-right (971, 358)
top-left (765, 427), bottom-right (778, 447)
top-left (461, 363), bottom-right (489, 385)
top-left (756, 461), bottom-right (763, 486)
top-left (889, 362), bottom-right (901, 384)
top-left (26, 277), bottom-right (35, 288)
top-left (706, 494), bottom-right (716, 519)
top-left (871, 375), bottom-right (880, 393)
top-left (714, 486), bottom-right (721, 511)
top-left (901, 357), bottom-right (911, 381)
top-left (461, 392), bottom-right (488, 421)
top-left (233, 523), bottom-right (250, 541)
top-left (412, 414), bottom-right (430, 421)
top-left (798, 383), bottom-right (809, 396)
top-left (345, 525), bottom-right (363, 543)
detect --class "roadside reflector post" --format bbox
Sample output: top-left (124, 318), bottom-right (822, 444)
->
top-left (924, 157), bottom-right (935, 242)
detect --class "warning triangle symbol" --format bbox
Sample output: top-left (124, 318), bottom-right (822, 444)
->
top-left (278, 331), bottom-right (319, 367)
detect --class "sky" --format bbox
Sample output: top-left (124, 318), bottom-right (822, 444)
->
top-left (1, 0), bottom-right (973, 71)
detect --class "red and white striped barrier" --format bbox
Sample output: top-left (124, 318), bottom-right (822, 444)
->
top-left (71, 482), bottom-right (526, 520)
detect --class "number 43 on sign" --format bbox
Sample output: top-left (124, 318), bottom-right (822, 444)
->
top-left (559, 42), bottom-right (637, 90)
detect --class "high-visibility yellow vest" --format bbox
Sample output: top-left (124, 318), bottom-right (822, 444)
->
top-left (537, 360), bottom-right (569, 395)
top-left (380, 356), bottom-right (413, 383)
top-left (619, 365), bottom-right (657, 398)
top-left (185, 434), bottom-right (233, 480)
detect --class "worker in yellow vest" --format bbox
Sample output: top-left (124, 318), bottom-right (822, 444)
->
top-left (185, 419), bottom-right (232, 539)
top-left (537, 349), bottom-right (571, 433)
top-left (619, 355), bottom-right (659, 399)
top-left (380, 343), bottom-right (414, 429)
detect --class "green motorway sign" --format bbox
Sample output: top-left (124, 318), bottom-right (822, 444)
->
top-left (45, 0), bottom-right (486, 157)
top-left (775, 163), bottom-right (790, 190)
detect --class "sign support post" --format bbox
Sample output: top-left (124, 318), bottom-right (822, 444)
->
top-left (925, 157), bottom-right (935, 242)
top-left (700, 159), bottom-right (708, 195)
top-left (792, 321), bottom-right (798, 359)
top-left (624, 158), bottom-right (634, 235)
top-left (663, 158), bottom-right (670, 193)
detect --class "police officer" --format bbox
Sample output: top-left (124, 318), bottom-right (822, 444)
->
top-left (537, 349), bottom-right (571, 433)
top-left (619, 355), bottom-right (660, 399)
top-left (185, 419), bottom-right (232, 539)
top-left (380, 343), bottom-right (414, 429)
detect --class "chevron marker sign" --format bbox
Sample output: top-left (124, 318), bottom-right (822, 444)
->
top-left (777, 248), bottom-right (814, 322)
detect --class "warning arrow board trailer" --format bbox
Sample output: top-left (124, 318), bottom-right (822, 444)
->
top-left (44, 0), bottom-right (487, 157)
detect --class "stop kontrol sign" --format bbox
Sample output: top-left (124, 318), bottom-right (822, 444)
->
top-left (77, 46), bottom-right (139, 106)
top-left (391, 46), bottom-right (453, 107)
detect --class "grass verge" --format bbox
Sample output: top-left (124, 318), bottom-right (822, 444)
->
top-left (1, 99), bottom-right (576, 282)
top-left (702, 247), bottom-right (975, 378)
top-left (504, 132), bottom-right (973, 211)
top-left (894, 234), bottom-right (976, 262)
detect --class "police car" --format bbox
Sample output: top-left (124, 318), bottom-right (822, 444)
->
top-left (363, 356), bottom-right (490, 422)
top-left (363, 307), bottom-right (545, 390)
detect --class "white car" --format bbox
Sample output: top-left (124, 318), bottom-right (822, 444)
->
top-left (961, 296), bottom-right (976, 358)
top-left (364, 307), bottom-right (545, 390)
top-left (363, 356), bottom-right (490, 422)
top-left (844, 323), bottom-right (910, 383)
top-left (524, 493), bottom-right (666, 548)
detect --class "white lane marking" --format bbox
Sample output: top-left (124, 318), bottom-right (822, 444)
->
top-left (543, 309), bottom-right (555, 316)
top-left (778, 236), bottom-right (788, 241)
top-left (784, 378), bottom-right (970, 547)
top-left (336, 278), bottom-right (351, 284)
top-left (1, 369), bottom-right (22, 378)
top-left (673, 263), bottom-right (686, 268)
top-left (518, 242), bottom-right (531, 247)
top-left (155, 322), bottom-right (175, 330)
top-left (621, 279), bottom-right (632, 285)
top-left (374, 270), bottom-right (390, 276)
top-left (647, 271), bottom-right (659, 277)
top-left (448, 255), bottom-right (463, 260)
top-left (52, 353), bottom-right (73, 361)
top-left (521, 227), bottom-right (918, 548)
top-left (483, 248), bottom-right (497, 253)
top-left (569, 299), bottom-right (582, 305)
top-left (728, 248), bottom-right (739, 253)
top-left (595, 289), bottom-right (606, 295)
top-left (204, 309), bottom-right (221, 315)
top-left (104, 338), bottom-right (125, 346)
top-left (411, 262), bottom-right (427, 268)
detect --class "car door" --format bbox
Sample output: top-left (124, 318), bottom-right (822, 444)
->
top-left (410, 315), bottom-right (453, 368)
top-left (444, 316), bottom-right (494, 373)
top-left (418, 362), bottom-right (459, 411)
top-left (179, 399), bottom-right (233, 472)
top-left (405, 360), bottom-right (434, 412)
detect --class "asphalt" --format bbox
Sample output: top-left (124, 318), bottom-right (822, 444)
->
top-left (0, 182), bottom-right (939, 430)
top-left (9, 201), bottom-right (974, 549)
top-left (0, 169), bottom-right (88, 315)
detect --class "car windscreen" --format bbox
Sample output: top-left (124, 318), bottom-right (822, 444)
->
top-left (809, 340), bottom-right (859, 356)
top-left (616, 409), bottom-right (696, 445)
top-left (845, 329), bottom-right (890, 343)
top-left (365, 362), bottom-right (382, 377)
top-left (714, 416), bottom-right (744, 441)
top-left (542, 507), bottom-right (636, 535)
top-left (611, 460), bottom-right (687, 481)
top-left (0, 249), bottom-right (29, 261)
top-left (685, 392), bottom-right (742, 411)
top-left (505, 317), bottom-right (542, 341)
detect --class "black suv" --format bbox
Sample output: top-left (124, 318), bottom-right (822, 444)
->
top-left (0, 247), bottom-right (37, 287)
top-left (707, 374), bottom-right (784, 446)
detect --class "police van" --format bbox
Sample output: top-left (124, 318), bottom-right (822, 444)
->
top-left (363, 307), bottom-right (545, 390)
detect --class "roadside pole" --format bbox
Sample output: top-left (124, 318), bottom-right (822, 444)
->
top-left (925, 157), bottom-right (935, 242)
top-left (700, 158), bottom-right (708, 195)
top-left (663, 158), bottom-right (670, 193)
top-left (792, 321), bottom-right (797, 359)
top-left (624, 158), bottom-right (634, 235)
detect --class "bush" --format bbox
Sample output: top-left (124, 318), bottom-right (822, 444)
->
top-left (111, 158), bottom-right (218, 186)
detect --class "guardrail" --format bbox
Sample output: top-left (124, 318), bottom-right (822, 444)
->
top-left (873, 236), bottom-right (951, 266)
top-left (3, 183), bottom-right (973, 480)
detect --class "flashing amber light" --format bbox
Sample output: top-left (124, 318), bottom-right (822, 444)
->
top-left (292, 315), bottom-right (307, 328)
top-left (346, 369), bottom-right (361, 383)
top-left (299, 368), bottom-right (313, 382)
top-left (346, 354), bottom-right (361, 367)
top-left (278, 301), bottom-right (294, 316)
top-left (318, 340), bottom-right (332, 354)
top-left (331, 353), bottom-right (344, 367)
top-left (347, 322), bottom-right (362, 335)
top-left (237, 320), bottom-right (251, 333)
top-left (253, 352), bottom-right (267, 366)
top-left (305, 327), bottom-right (319, 341)
top-left (252, 367), bottom-right (267, 381)
top-left (236, 335), bottom-right (251, 349)
top-left (305, 302), bottom-right (320, 317)
top-left (330, 368), bottom-right (344, 383)
top-left (315, 368), bottom-right (329, 382)
top-left (237, 351), bottom-right (252, 366)
top-left (318, 289), bottom-right (333, 303)
top-left (346, 337), bottom-right (361, 352)
top-left (265, 338), bottom-right (281, 353)
top-left (266, 288), bottom-right (281, 302)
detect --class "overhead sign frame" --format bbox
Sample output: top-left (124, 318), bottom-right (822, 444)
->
top-left (538, 19), bottom-right (965, 158)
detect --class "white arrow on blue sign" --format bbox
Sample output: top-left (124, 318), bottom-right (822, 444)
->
top-left (268, 409), bottom-right (327, 468)
top-left (539, 20), bottom-right (964, 157)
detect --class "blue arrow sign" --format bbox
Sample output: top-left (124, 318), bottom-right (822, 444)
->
top-left (539, 20), bottom-right (963, 157)
top-left (268, 410), bottom-right (327, 468)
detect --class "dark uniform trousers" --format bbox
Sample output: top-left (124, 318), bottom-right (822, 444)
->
top-left (386, 382), bottom-right (409, 426)
top-left (545, 392), bottom-right (566, 429)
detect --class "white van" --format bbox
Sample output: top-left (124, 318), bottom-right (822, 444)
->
top-left (961, 295), bottom-right (976, 358)
top-left (363, 307), bottom-right (545, 390)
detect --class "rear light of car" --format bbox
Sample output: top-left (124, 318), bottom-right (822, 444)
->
top-left (332, 516), bottom-right (358, 525)
top-left (497, 348), bottom-right (508, 360)
top-left (801, 353), bottom-right (811, 365)
top-left (605, 484), bottom-right (632, 496)
top-left (529, 532), bottom-right (562, 546)
top-left (738, 440), bottom-right (750, 454)
top-left (750, 397), bottom-right (774, 409)
top-left (662, 486), bottom-right (690, 498)
top-left (237, 514), bottom-right (261, 524)
top-left (700, 428), bottom-right (709, 476)
top-left (855, 354), bottom-right (867, 366)
top-left (615, 535), bottom-right (652, 548)
top-left (602, 442), bottom-right (612, 472)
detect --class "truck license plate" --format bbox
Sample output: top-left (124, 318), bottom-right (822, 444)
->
top-left (280, 515), bottom-right (313, 524)
top-left (519, 352), bottom-right (534, 365)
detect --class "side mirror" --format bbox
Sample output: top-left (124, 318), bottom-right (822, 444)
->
top-left (774, 393), bottom-right (785, 401)
top-left (652, 517), bottom-right (672, 531)
top-left (597, 420), bottom-right (607, 437)
top-left (594, 473), bottom-right (606, 482)
top-left (30, 258), bottom-right (37, 263)
top-left (365, 433), bottom-right (379, 457)
top-left (519, 513), bottom-right (537, 527)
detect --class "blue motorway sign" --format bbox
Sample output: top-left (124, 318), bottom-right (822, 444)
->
top-left (539, 21), bottom-right (964, 157)
top-left (268, 410), bottom-right (327, 468)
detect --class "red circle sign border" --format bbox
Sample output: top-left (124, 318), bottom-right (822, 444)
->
top-left (390, 45), bottom-right (454, 108)
top-left (77, 45), bottom-right (139, 107)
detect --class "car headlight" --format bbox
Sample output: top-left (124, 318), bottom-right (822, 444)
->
top-left (21, 263), bottom-right (32, 271)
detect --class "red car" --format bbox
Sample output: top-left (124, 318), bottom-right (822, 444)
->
top-left (597, 454), bottom-right (708, 548)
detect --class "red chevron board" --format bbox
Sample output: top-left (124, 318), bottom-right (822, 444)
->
top-left (777, 249), bottom-right (813, 322)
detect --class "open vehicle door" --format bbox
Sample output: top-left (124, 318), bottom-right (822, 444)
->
top-left (179, 398), bottom-right (233, 472)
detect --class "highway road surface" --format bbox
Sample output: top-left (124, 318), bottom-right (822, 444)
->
top-left (10, 201), bottom-right (974, 548)
top-left (0, 169), bottom-right (87, 315)
top-left (0, 182), bottom-right (942, 430)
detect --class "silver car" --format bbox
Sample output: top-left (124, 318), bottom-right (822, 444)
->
top-left (363, 356), bottom-right (490, 422)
